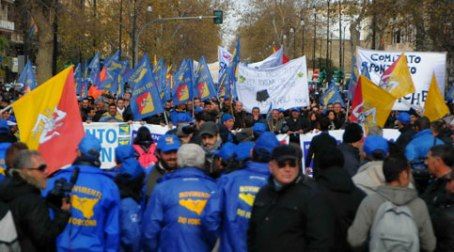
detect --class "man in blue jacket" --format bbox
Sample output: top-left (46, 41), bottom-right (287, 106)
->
top-left (201, 132), bottom-right (280, 252)
top-left (405, 116), bottom-right (445, 162)
top-left (114, 145), bottom-right (144, 252)
top-left (142, 143), bottom-right (217, 252)
top-left (43, 133), bottom-right (121, 252)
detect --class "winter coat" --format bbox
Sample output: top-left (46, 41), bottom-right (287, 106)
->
top-left (0, 175), bottom-right (70, 252)
top-left (430, 192), bottom-right (454, 252)
top-left (352, 161), bottom-right (385, 195)
top-left (305, 131), bottom-right (337, 171)
top-left (347, 185), bottom-right (436, 251)
top-left (315, 166), bottom-right (366, 251)
top-left (201, 161), bottom-right (269, 252)
top-left (119, 198), bottom-right (141, 252)
top-left (0, 142), bottom-right (11, 183)
top-left (395, 125), bottom-right (416, 152)
top-left (248, 176), bottom-right (336, 252)
top-left (405, 129), bottom-right (444, 162)
top-left (43, 165), bottom-right (121, 252)
top-left (338, 143), bottom-right (361, 177)
top-left (142, 167), bottom-right (217, 252)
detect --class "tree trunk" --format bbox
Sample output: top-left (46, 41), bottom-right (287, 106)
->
top-left (34, 8), bottom-right (54, 84)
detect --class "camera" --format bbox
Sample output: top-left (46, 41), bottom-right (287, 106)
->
top-left (46, 167), bottom-right (80, 208)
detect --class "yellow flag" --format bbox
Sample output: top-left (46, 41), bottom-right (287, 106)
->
top-left (380, 54), bottom-right (415, 98)
top-left (423, 73), bottom-right (449, 121)
top-left (12, 67), bottom-right (72, 149)
top-left (361, 76), bottom-right (396, 128)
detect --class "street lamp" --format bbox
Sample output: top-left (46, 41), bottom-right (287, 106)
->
top-left (133, 5), bottom-right (155, 66)
top-left (300, 18), bottom-right (305, 56)
top-left (289, 27), bottom-right (295, 58)
top-left (312, 4), bottom-right (317, 71)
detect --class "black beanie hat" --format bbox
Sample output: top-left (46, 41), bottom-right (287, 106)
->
top-left (343, 123), bottom-right (363, 143)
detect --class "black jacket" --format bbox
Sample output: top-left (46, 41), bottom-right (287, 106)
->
top-left (315, 166), bottom-right (366, 252)
top-left (422, 172), bottom-right (453, 252)
top-left (248, 176), bottom-right (335, 252)
top-left (284, 116), bottom-right (311, 144)
top-left (305, 131), bottom-right (337, 171)
top-left (338, 143), bottom-right (361, 177)
top-left (395, 125), bottom-right (416, 152)
top-left (0, 175), bottom-right (70, 252)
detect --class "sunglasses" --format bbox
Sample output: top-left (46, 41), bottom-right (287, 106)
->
top-left (276, 158), bottom-right (298, 168)
top-left (29, 164), bottom-right (47, 172)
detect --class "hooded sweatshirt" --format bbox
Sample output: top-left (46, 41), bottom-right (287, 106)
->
top-left (348, 185), bottom-right (436, 251)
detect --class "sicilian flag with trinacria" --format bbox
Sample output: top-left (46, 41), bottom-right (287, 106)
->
top-left (129, 55), bottom-right (164, 120)
top-left (173, 59), bottom-right (194, 106)
top-left (194, 56), bottom-right (217, 101)
top-left (12, 66), bottom-right (85, 174)
top-left (349, 75), bottom-right (396, 128)
top-left (379, 53), bottom-right (415, 98)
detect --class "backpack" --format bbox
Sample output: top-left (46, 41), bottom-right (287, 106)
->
top-left (0, 202), bottom-right (20, 252)
top-left (133, 144), bottom-right (157, 169)
top-left (369, 201), bottom-right (419, 252)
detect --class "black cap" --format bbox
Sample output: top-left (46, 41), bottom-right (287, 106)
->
top-left (271, 144), bottom-right (302, 161)
top-left (199, 121), bottom-right (219, 136)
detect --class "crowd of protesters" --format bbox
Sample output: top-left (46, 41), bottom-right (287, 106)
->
top-left (0, 82), bottom-right (453, 252)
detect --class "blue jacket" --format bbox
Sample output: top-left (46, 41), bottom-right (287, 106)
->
top-left (120, 198), bottom-right (141, 252)
top-left (201, 161), bottom-right (269, 252)
top-left (0, 142), bottom-right (11, 183)
top-left (43, 165), bottom-right (121, 252)
top-left (405, 129), bottom-right (444, 162)
top-left (142, 167), bottom-right (217, 252)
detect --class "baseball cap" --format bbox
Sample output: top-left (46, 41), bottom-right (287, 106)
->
top-left (118, 159), bottom-right (144, 180)
top-left (157, 134), bottom-right (181, 153)
top-left (396, 112), bottom-right (411, 125)
top-left (115, 145), bottom-right (136, 163)
top-left (271, 144), bottom-right (302, 162)
top-left (199, 121), bottom-right (219, 136)
top-left (78, 133), bottom-right (102, 157)
top-left (221, 113), bottom-right (234, 124)
top-left (217, 142), bottom-right (236, 160)
top-left (254, 132), bottom-right (279, 154)
top-left (363, 135), bottom-right (389, 157)
top-left (235, 141), bottom-right (254, 161)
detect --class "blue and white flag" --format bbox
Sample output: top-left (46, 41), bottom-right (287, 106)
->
top-left (17, 60), bottom-right (37, 92)
top-left (247, 47), bottom-right (284, 69)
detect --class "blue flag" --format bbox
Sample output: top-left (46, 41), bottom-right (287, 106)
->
top-left (219, 39), bottom-right (240, 99)
top-left (17, 60), bottom-right (37, 92)
top-left (99, 58), bottom-right (125, 94)
top-left (88, 52), bottom-right (100, 84)
top-left (74, 63), bottom-right (84, 95)
top-left (173, 59), bottom-right (194, 105)
top-left (360, 61), bottom-right (371, 79)
top-left (128, 55), bottom-right (164, 120)
top-left (194, 56), bottom-right (217, 101)
top-left (115, 60), bottom-right (130, 97)
top-left (320, 81), bottom-right (345, 107)
top-left (153, 58), bottom-right (168, 102)
top-left (104, 50), bottom-right (120, 67)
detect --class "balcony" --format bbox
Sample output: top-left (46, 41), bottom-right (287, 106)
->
top-left (0, 20), bottom-right (14, 32)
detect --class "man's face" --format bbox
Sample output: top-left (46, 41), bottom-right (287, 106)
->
top-left (202, 134), bottom-right (217, 149)
top-left (272, 110), bottom-right (280, 120)
top-left (235, 102), bottom-right (243, 113)
top-left (158, 150), bottom-right (178, 170)
top-left (82, 99), bottom-right (89, 108)
top-left (252, 108), bottom-right (260, 117)
top-left (327, 104), bottom-right (333, 111)
top-left (269, 158), bottom-right (300, 185)
top-left (124, 92), bottom-right (132, 100)
top-left (194, 99), bottom-right (201, 107)
top-left (117, 99), bottom-right (125, 109)
top-left (108, 105), bottom-right (117, 116)
top-left (23, 155), bottom-right (48, 189)
top-left (96, 102), bottom-right (105, 110)
top-left (223, 119), bottom-right (234, 130)
top-left (410, 115), bottom-right (417, 124)
top-left (2, 110), bottom-right (10, 119)
top-left (291, 110), bottom-right (300, 118)
top-left (333, 103), bottom-right (342, 113)
top-left (88, 108), bottom-right (96, 117)
top-left (425, 151), bottom-right (439, 175)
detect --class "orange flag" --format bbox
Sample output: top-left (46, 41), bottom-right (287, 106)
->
top-left (12, 66), bottom-right (85, 174)
top-left (424, 73), bottom-right (449, 121)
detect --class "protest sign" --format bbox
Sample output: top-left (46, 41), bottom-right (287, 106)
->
top-left (237, 56), bottom-right (309, 113)
top-left (356, 47), bottom-right (447, 110)
top-left (83, 122), bottom-right (170, 168)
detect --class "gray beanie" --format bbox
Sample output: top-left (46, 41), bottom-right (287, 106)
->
top-left (177, 143), bottom-right (206, 169)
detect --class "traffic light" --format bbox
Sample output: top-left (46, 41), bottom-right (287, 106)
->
top-left (213, 10), bottom-right (223, 24)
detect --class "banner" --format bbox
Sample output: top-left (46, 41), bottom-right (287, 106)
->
top-left (247, 47), bottom-right (284, 69)
top-left (356, 47), bottom-right (447, 110)
top-left (299, 129), bottom-right (400, 172)
top-left (237, 56), bottom-right (309, 113)
top-left (83, 123), bottom-right (170, 168)
top-left (218, 46), bottom-right (232, 82)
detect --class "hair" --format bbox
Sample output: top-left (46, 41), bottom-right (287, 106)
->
top-left (383, 154), bottom-right (409, 183)
top-left (108, 103), bottom-right (116, 108)
top-left (316, 146), bottom-right (344, 169)
top-left (177, 143), bottom-right (206, 169)
top-left (430, 144), bottom-right (454, 167)
top-left (415, 116), bottom-right (431, 131)
top-left (6, 142), bottom-right (29, 169)
top-left (133, 126), bottom-right (153, 145)
top-left (430, 120), bottom-right (445, 134)
top-left (252, 148), bottom-right (272, 163)
top-left (368, 150), bottom-right (387, 161)
top-left (319, 117), bottom-right (331, 131)
top-left (12, 150), bottom-right (41, 170)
